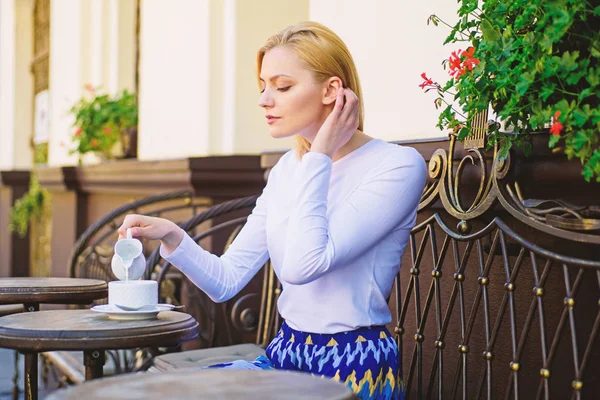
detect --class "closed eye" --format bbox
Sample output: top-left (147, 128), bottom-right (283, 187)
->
top-left (260, 86), bottom-right (292, 94)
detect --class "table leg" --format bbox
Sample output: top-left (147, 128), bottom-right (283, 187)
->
top-left (22, 352), bottom-right (38, 400)
top-left (18, 303), bottom-right (39, 399)
top-left (11, 351), bottom-right (19, 400)
top-left (84, 350), bottom-right (105, 380)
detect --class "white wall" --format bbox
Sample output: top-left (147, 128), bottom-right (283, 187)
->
top-left (137, 0), bottom-right (211, 161)
top-left (139, 0), bottom-right (306, 160)
top-left (47, 0), bottom-right (85, 166)
top-left (310, 0), bottom-right (459, 142)
top-left (0, 0), bottom-right (17, 170)
top-left (0, 0), bottom-right (34, 170)
top-left (14, 0), bottom-right (34, 168)
top-left (232, 0), bottom-right (307, 154)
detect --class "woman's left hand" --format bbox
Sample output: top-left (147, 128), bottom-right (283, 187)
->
top-left (310, 88), bottom-right (360, 158)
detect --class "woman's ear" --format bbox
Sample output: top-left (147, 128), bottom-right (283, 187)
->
top-left (322, 77), bottom-right (343, 105)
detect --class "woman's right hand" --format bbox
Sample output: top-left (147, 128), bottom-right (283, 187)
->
top-left (118, 214), bottom-right (184, 253)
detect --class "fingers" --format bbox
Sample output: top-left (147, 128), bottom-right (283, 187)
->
top-left (340, 88), bottom-right (359, 127)
top-left (117, 214), bottom-right (146, 238)
top-left (129, 226), bottom-right (152, 238)
top-left (332, 89), bottom-right (345, 114)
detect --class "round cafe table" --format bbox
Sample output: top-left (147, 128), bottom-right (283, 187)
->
top-left (0, 277), bottom-right (108, 399)
top-left (45, 369), bottom-right (357, 400)
top-left (0, 309), bottom-right (199, 400)
top-left (0, 277), bottom-right (108, 311)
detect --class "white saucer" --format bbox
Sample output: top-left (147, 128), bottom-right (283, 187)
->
top-left (91, 304), bottom-right (174, 320)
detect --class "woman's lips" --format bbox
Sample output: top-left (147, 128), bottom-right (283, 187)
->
top-left (266, 116), bottom-right (280, 124)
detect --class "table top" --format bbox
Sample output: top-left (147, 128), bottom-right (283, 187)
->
top-left (0, 277), bottom-right (108, 305)
top-left (0, 309), bottom-right (199, 352)
top-left (45, 369), bottom-right (357, 400)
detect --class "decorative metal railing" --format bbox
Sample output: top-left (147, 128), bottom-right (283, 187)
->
top-left (396, 133), bottom-right (599, 399)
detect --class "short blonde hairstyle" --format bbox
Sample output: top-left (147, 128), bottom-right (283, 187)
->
top-left (257, 21), bottom-right (364, 158)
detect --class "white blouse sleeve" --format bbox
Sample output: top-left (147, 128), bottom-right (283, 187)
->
top-left (280, 149), bottom-right (427, 285)
top-left (159, 167), bottom-right (275, 303)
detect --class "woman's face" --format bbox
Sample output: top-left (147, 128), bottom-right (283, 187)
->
top-left (258, 46), bottom-right (332, 141)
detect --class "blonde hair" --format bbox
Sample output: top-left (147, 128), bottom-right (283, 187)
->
top-left (257, 21), bottom-right (364, 158)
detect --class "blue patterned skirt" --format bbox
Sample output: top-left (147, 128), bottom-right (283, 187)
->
top-left (209, 322), bottom-right (404, 400)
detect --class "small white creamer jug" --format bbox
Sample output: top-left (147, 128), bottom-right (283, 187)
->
top-left (111, 228), bottom-right (146, 281)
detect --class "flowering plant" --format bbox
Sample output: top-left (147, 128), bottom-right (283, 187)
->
top-left (69, 85), bottom-right (138, 159)
top-left (422, 0), bottom-right (600, 181)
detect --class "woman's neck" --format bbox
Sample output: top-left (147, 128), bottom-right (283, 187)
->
top-left (330, 130), bottom-right (372, 163)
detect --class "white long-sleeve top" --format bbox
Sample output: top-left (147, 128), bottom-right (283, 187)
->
top-left (161, 139), bottom-right (427, 334)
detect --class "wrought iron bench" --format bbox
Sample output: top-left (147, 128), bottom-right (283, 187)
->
top-left (148, 136), bottom-right (600, 399)
top-left (40, 190), bottom-right (213, 388)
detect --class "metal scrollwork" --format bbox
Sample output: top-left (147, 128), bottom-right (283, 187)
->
top-left (420, 134), bottom-right (502, 220)
top-left (507, 184), bottom-right (600, 231)
top-left (418, 134), bottom-right (600, 243)
top-left (230, 293), bottom-right (260, 333)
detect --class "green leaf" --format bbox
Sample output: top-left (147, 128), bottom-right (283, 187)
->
top-left (554, 99), bottom-right (571, 116)
top-left (566, 69), bottom-right (586, 85)
top-left (540, 83), bottom-right (556, 101)
top-left (573, 131), bottom-right (589, 151)
top-left (579, 88), bottom-right (594, 101)
top-left (582, 165), bottom-right (593, 182)
top-left (586, 68), bottom-right (600, 87)
top-left (480, 19), bottom-right (501, 42)
top-left (457, 127), bottom-right (470, 141)
top-left (558, 51), bottom-right (579, 73)
top-left (498, 139), bottom-right (512, 160)
top-left (572, 105), bottom-right (590, 127)
top-left (591, 40), bottom-right (600, 58)
top-left (516, 72), bottom-right (535, 96)
top-left (548, 134), bottom-right (560, 148)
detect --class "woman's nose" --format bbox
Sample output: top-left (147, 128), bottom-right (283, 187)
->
top-left (258, 90), bottom-right (274, 108)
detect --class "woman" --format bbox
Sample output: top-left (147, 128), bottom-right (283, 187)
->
top-left (119, 21), bottom-right (426, 400)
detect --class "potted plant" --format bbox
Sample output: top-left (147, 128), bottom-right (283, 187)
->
top-left (69, 84), bottom-right (138, 161)
top-left (421, 0), bottom-right (600, 181)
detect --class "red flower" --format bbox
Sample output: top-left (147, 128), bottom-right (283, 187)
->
top-left (463, 47), bottom-right (476, 58)
top-left (419, 73), bottom-right (435, 89)
top-left (448, 48), bottom-right (480, 78)
top-left (448, 50), bottom-right (463, 78)
top-left (104, 126), bottom-right (112, 135)
top-left (90, 139), bottom-right (99, 148)
top-left (462, 47), bottom-right (480, 71)
top-left (550, 111), bottom-right (563, 136)
top-left (85, 83), bottom-right (95, 93)
top-left (550, 121), bottom-right (564, 136)
top-left (75, 128), bottom-right (82, 137)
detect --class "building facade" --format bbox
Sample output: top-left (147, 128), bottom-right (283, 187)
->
top-left (0, 0), bottom-right (457, 170)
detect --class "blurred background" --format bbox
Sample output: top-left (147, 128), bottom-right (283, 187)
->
top-left (0, 0), bottom-right (461, 280)
top-left (0, 2), bottom-right (458, 397)
top-left (0, 0), bottom-right (457, 168)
